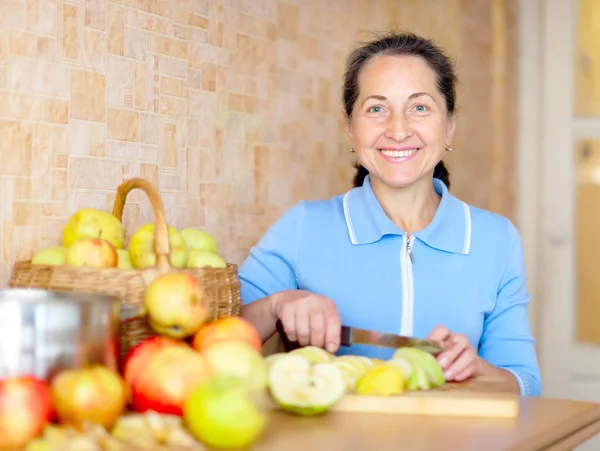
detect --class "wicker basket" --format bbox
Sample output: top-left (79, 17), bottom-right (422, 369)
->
top-left (9, 178), bottom-right (242, 367)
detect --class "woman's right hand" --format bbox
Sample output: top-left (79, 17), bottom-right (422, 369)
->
top-left (269, 289), bottom-right (341, 353)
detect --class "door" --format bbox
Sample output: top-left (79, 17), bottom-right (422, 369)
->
top-left (537, 2), bottom-right (600, 448)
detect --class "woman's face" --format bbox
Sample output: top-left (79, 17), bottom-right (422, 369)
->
top-left (346, 54), bottom-right (456, 189)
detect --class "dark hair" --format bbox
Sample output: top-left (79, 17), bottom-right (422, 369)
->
top-left (344, 32), bottom-right (456, 189)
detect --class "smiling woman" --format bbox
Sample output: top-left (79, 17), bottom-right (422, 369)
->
top-left (238, 32), bottom-right (542, 397)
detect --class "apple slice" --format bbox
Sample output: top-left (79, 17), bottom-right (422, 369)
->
top-left (354, 364), bottom-right (406, 396)
top-left (289, 346), bottom-right (334, 364)
top-left (268, 354), bottom-right (346, 416)
top-left (331, 360), bottom-right (363, 390)
top-left (393, 348), bottom-right (445, 389)
top-left (387, 355), bottom-right (414, 379)
top-left (335, 355), bottom-right (373, 375)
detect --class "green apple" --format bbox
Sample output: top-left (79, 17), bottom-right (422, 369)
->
top-left (268, 354), bottom-right (346, 416)
top-left (393, 348), bottom-right (445, 389)
top-left (128, 223), bottom-right (188, 269)
top-left (31, 246), bottom-right (67, 265)
top-left (186, 249), bottom-right (227, 269)
top-left (183, 375), bottom-right (267, 449)
top-left (181, 228), bottom-right (218, 253)
top-left (116, 249), bottom-right (133, 269)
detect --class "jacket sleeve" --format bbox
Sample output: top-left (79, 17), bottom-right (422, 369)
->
top-left (237, 202), bottom-right (306, 305)
top-left (478, 221), bottom-right (542, 396)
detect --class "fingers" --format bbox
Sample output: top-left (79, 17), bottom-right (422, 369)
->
top-left (428, 325), bottom-right (451, 342)
top-left (445, 347), bottom-right (478, 381)
top-left (309, 311), bottom-right (326, 348)
top-left (324, 306), bottom-right (341, 353)
top-left (277, 292), bottom-right (340, 351)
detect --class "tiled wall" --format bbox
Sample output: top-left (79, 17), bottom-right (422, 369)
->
top-left (0, 0), bottom-right (518, 284)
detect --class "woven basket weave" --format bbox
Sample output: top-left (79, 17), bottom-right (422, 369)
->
top-left (9, 178), bottom-right (242, 367)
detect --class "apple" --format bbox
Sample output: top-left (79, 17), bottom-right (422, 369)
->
top-left (192, 316), bottom-right (262, 353)
top-left (0, 375), bottom-right (53, 449)
top-left (117, 249), bottom-right (133, 269)
top-left (31, 246), bottom-right (67, 266)
top-left (186, 249), bottom-right (227, 269)
top-left (183, 375), bottom-right (267, 449)
top-left (123, 336), bottom-right (189, 386)
top-left (181, 228), bottom-right (218, 253)
top-left (202, 341), bottom-right (268, 391)
top-left (144, 273), bottom-right (210, 339)
top-left (128, 223), bottom-right (188, 269)
top-left (65, 238), bottom-right (118, 268)
top-left (50, 366), bottom-right (128, 430)
top-left (63, 208), bottom-right (125, 249)
top-left (124, 339), bottom-right (213, 416)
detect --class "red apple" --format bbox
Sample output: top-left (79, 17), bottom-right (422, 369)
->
top-left (192, 316), bottom-right (262, 353)
top-left (65, 237), bottom-right (118, 268)
top-left (0, 375), bottom-right (53, 449)
top-left (124, 338), bottom-right (213, 416)
top-left (51, 366), bottom-right (128, 430)
top-left (123, 336), bottom-right (188, 388)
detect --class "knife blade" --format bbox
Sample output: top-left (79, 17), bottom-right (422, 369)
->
top-left (275, 320), bottom-right (444, 354)
top-left (340, 326), bottom-right (444, 354)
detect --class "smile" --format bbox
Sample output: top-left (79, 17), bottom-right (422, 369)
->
top-left (378, 148), bottom-right (419, 162)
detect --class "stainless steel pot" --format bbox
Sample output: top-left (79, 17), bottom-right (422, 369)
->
top-left (0, 289), bottom-right (121, 380)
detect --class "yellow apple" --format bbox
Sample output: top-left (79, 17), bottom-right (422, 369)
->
top-left (31, 246), bottom-right (67, 265)
top-left (180, 228), bottom-right (218, 253)
top-left (186, 249), bottom-right (227, 269)
top-left (117, 249), bottom-right (133, 269)
top-left (128, 223), bottom-right (188, 269)
top-left (65, 238), bottom-right (119, 268)
top-left (62, 208), bottom-right (125, 249)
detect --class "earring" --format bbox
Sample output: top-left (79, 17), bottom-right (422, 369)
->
top-left (445, 145), bottom-right (452, 152)
top-left (350, 147), bottom-right (355, 153)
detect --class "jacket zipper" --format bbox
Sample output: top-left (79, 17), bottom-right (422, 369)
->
top-left (400, 235), bottom-right (415, 336)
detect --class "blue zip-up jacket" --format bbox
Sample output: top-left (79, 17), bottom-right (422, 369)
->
top-left (238, 176), bottom-right (542, 397)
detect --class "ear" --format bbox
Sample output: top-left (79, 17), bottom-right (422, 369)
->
top-left (344, 113), bottom-right (354, 142)
top-left (445, 114), bottom-right (457, 144)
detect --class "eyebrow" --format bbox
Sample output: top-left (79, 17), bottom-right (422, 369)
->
top-left (361, 92), bottom-right (434, 105)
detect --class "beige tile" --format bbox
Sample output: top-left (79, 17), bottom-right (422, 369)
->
top-left (107, 3), bottom-right (124, 56)
top-left (161, 122), bottom-right (178, 168)
top-left (82, 29), bottom-right (105, 71)
top-left (26, 0), bottom-right (57, 35)
top-left (51, 169), bottom-right (67, 201)
top-left (0, 92), bottom-right (43, 120)
top-left (89, 124), bottom-right (105, 157)
top-left (61, 2), bottom-right (79, 61)
top-left (36, 36), bottom-right (56, 61)
top-left (13, 203), bottom-right (41, 227)
top-left (134, 61), bottom-right (146, 110)
top-left (69, 157), bottom-right (122, 189)
top-left (9, 31), bottom-right (36, 57)
top-left (43, 98), bottom-right (68, 124)
top-left (0, 121), bottom-right (32, 176)
top-left (138, 0), bottom-right (170, 17)
top-left (85, 0), bottom-right (106, 31)
top-left (8, 58), bottom-right (69, 98)
top-left (0, 2), bottom-right (25, 29)
top-left (140, 113), bottom-right (159, 144)
top-left (107, 108), bottom-right (138, 142)
top-left (107, 56), bottom-right (134, 108)
top-left (161, 76), bottom-right (186, 97)
top-left (148, 35), bottom-right (186, 59)
top-left (70, 69), bottom-right (106, 122)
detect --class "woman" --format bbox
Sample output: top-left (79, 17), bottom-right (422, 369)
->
top-left (238, 32), bottom-right (541, 397)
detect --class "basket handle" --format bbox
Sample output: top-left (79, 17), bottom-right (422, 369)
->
top-left (112, 178), bottom-right (171, 271)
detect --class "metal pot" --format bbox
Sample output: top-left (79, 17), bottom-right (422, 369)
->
top-left (0, 289), bottom-right (121, 380)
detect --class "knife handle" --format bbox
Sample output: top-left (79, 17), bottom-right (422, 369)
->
top-left (339, 326), bottom-right (351, 347)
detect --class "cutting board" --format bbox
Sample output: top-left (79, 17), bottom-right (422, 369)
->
top-left (264, 376), bottom-right (520, 419)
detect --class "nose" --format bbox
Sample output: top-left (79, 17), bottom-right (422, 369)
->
top-left (385, 113), bottom-right (413, 141)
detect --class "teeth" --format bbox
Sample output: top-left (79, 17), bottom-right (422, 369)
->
top-left (380, 149), bottom-right (418, 158)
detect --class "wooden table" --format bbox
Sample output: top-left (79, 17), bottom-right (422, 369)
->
top-left (250, 378), bottom-right (600, 451)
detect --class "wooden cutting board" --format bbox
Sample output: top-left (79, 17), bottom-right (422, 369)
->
top-left (264, 376), bottom-right (520, 419)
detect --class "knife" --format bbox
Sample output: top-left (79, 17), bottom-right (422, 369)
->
top-left (275, 320), bottom-right (444, 354)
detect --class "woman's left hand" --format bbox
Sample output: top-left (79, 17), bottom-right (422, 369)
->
top-left (428, 325), bottom-right (483, 382)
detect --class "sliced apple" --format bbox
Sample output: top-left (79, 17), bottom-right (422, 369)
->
top-left (335, 355), bottom-right (373, 375)
top-left (387, 355), bottom-right (414, 380)
top-left (354, 364), bottom-right (406, 396)
top-left (268, 354), bottom-right (346, 416)
top-left (289, 346), bottom-right (334, 364)
top-left (393, 348), bottom-right (445, 389)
